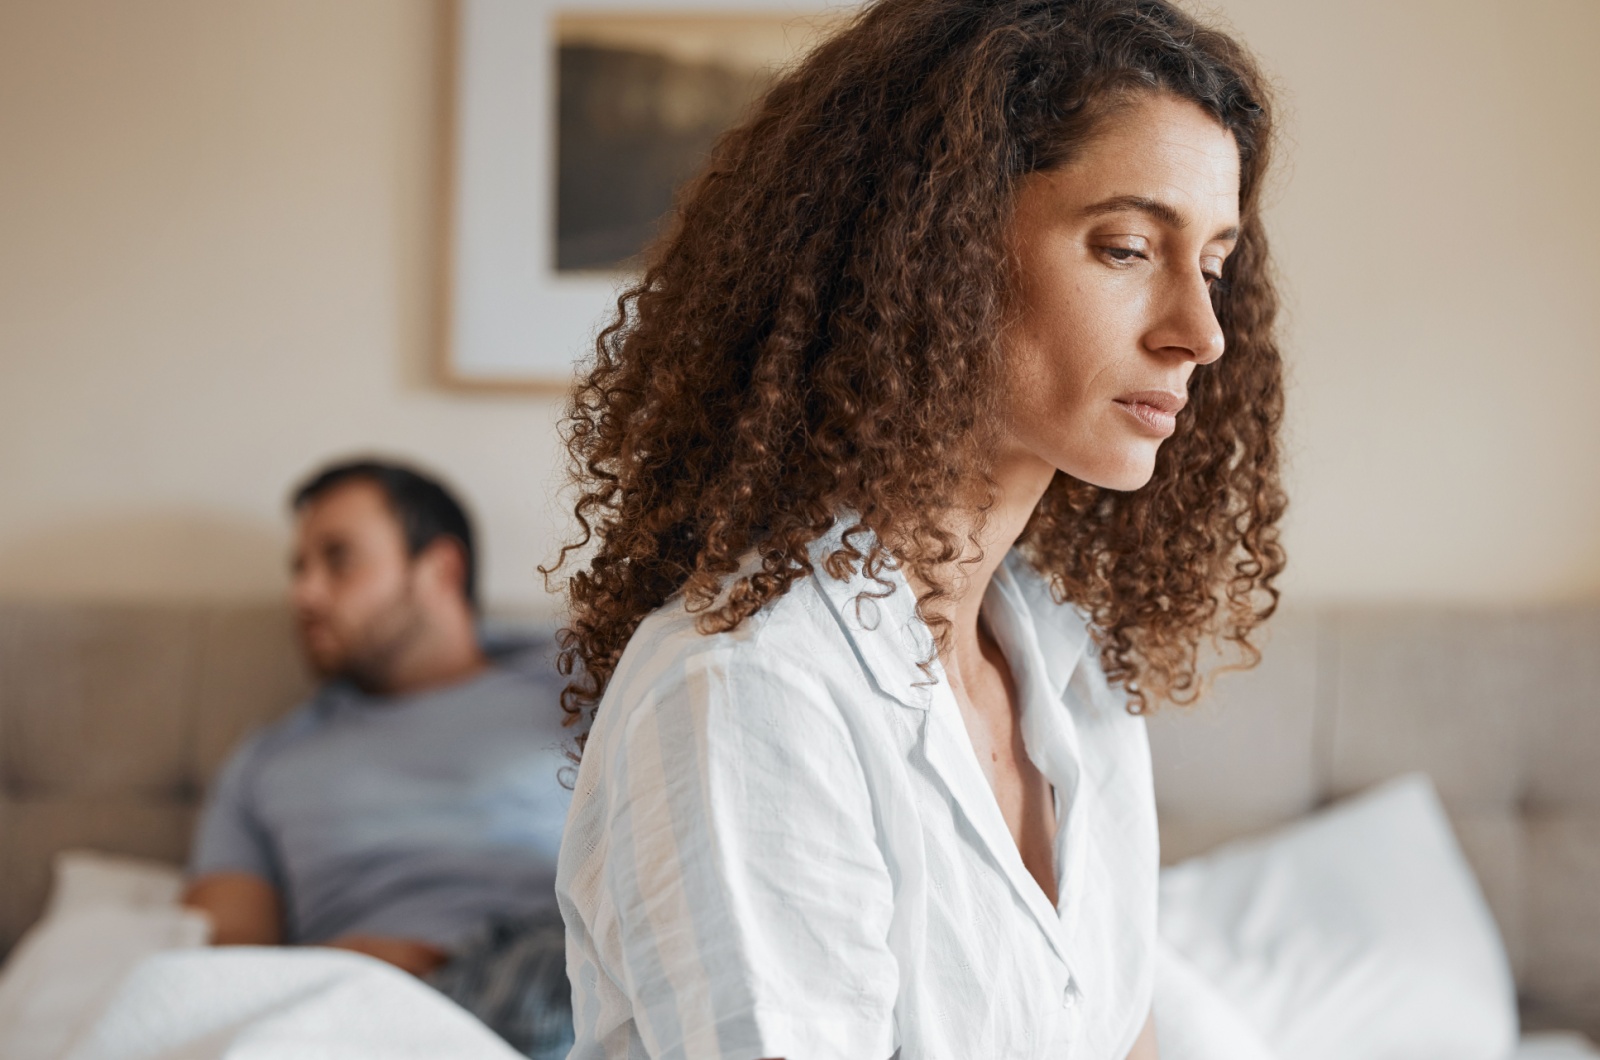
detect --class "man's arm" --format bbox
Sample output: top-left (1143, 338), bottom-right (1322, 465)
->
top-left (324, 934), bottom-right (450, 977)
top-left (182, 875), bottom-right (449, 977)
top-left (181, 871), bottom-right (283, 945)
top-left (187, 722), bottom-right (289, 948)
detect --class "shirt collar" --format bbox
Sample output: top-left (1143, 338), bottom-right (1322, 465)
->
top-left (807, 521), bottom-right (936, 711)
top-left (992, 551), bottom-right (1094, 702)
top-left (807, 521), bottom-right (1094, 710)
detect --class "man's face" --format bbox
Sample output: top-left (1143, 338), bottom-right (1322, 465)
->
top-left (289, 479), bottom-right (426, 686)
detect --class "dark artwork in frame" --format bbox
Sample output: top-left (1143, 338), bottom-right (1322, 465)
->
top-left (554, 13), bottom-right (843, 273)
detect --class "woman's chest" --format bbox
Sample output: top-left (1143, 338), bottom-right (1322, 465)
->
top-left (870, 759), bottom-right (1081, 1057)
top-left (842, 686), bottom-right (1158, 1058)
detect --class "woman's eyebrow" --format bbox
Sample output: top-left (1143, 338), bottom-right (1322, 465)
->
top-left (1081, 194), bottom-right (1239, 241)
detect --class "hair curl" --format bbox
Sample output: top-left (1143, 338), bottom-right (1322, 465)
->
top-left (545, 0), bottom-right (1288, 735)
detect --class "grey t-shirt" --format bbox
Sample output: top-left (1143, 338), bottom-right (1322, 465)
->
top-left (189, 649), bottom-right (574, 950)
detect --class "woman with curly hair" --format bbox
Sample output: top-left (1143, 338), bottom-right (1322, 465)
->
top-left (548, 0), bottom-right (1286, 1056)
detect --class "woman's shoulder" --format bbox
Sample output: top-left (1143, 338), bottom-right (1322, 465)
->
top-left (630, 562), bottom-right (840, 660)
top-left (594, 569), bottom-right (855, 734)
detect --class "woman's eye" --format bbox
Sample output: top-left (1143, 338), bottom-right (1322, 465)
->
top-left (1100, 246), bottom-right (1146, 265)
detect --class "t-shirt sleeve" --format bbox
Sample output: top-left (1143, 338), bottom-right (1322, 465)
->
top-left (600, 648), bottom-right (899, 1060)
top-left (188, 729), bottom-right (283, 888)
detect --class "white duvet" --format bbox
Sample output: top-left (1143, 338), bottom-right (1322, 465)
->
top-left (0, 852), bottom-right (517, 1060)
top-left (61, 948), bottom-right (519, 1060)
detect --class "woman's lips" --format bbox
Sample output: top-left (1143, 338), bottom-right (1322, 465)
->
top-left (1112, 390), bottom-right (1185, 437)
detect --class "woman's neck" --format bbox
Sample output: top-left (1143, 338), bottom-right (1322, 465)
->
top-left (905, 450), bottom-right (1058, 668)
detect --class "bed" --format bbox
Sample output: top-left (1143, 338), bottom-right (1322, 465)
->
top-left (0, 599), bottom-right (1596, 1055)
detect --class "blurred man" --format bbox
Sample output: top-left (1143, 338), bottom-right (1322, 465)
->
top-left (183, 459), bottom-right (572, 1059)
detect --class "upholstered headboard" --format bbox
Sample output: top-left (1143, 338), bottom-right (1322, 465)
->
top-left (0, 603), bottom-right (313, 944)
top-left (1146, 605), bottom-right (1600, 1038)
top-left (1, 600), bottom-right (1596, 1036)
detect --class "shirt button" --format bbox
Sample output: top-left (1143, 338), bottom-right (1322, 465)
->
top-left (1062, 980), bottom-right (1080, 1010)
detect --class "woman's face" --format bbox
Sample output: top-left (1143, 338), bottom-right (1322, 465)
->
top-left (1001, 93), bottom-right (1241, 493)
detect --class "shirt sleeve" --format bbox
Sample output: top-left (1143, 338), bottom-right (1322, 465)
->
top-left (602, 647), bottom-right (899, 1060)
top-left (187, 729), bottom-right (283, 888)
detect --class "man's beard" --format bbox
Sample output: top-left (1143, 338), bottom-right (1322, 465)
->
top-left (305, 581), bottom-right (430, 695)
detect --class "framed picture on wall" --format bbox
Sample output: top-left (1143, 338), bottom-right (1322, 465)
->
top-left (441, 0), bottom-right (852, 391)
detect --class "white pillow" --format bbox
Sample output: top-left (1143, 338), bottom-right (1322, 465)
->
top-left (45, 850), bottom-right (189, 917)
top-left (0, 851), bottom-right (207, 1060)
top-left (1158, 773), bottom-right (1517, 1060)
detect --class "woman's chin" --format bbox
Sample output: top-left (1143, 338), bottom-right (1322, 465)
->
top-left (1063, 450), bottom-right (1160, 493)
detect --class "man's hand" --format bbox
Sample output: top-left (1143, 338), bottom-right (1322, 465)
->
top-left (181, 872), bottom-right (283, 946)
top-left (325, 934), bottom-right (451, 977)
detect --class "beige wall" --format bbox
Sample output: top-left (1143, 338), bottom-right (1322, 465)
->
top-left (1220, 0), bottom-right (1600, 602)
top-left (0, 0), bottom-right (1595, 612)
top-left (0, 0), bottom-right (568, 615)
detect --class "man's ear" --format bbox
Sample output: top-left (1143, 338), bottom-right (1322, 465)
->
top-left (416, 536), bottom-right (470, 607)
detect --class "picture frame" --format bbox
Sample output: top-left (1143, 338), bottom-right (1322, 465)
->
top-left (439, 0), bottom-right (854, 391)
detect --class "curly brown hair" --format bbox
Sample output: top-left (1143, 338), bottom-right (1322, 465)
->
top-left (545, 0), bottom-right (1288, 732)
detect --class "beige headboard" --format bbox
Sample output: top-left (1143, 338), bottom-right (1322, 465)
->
top-left (1147, 605), bottom-right (1600, 1039)
top-left (0, 603), bottom-right (312, 946)
top-left (1, 599), bottom-right (1596, 1037)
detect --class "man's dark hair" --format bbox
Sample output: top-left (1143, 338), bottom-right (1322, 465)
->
top-left (292, 459), bottom-right (479, 610)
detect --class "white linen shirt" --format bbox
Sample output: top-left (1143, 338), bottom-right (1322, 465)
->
top-left (556, 528), bottom-right (1159, 1060)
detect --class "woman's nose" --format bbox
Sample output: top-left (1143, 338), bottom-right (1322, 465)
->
top-left (1145, 271), bottom-right (1225, 364)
